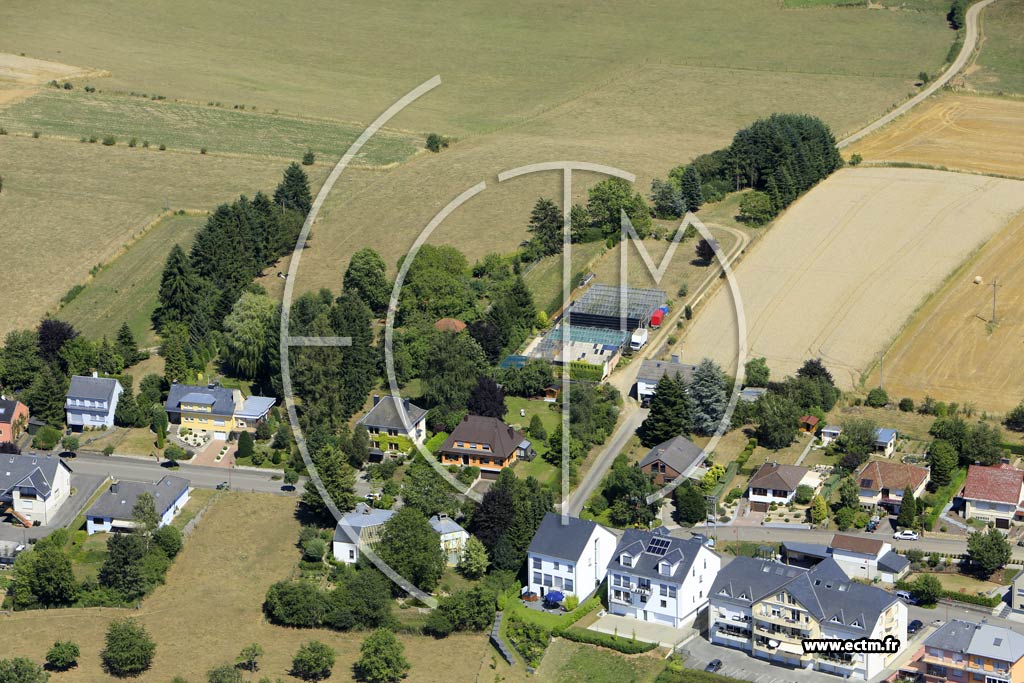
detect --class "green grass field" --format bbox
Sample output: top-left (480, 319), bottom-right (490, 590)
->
top-left (1, 0), bottom-right (956, 323)
top-left (784, 0), bottom-right (950, 10)
top-left (0, 90), bottom-right (420, 165)
top-left (968, 0), bottom-right (1024, 95)
top-left (59, 212), bottom-right (205, 344)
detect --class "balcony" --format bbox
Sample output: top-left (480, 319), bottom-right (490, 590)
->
top-left (633, 585), bottom-right (652, 596)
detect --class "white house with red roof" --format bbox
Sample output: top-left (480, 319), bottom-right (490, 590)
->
top-left (962, 464), bottom-right (1024, 529)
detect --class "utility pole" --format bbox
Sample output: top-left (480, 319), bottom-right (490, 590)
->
top-left (991, 276), bottom-right (1000, 324)
top-left (879, 351), bottom-right (884, 390)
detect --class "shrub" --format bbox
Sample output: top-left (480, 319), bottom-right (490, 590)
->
top-left (557, 627), bottom-right (657, 654)
top-left (899, 397), bottom-right (915, 412)
top-left (62, 81), bottom-right (73, 90)
top-left (128, 138), bottom-right (137, 148)
top-left (46, 640), bottom-right (80, 670)
top-left (159, 143), bottom-right (167, 150)
top-left (0, 127), bottom-right (7, 135)
top-left (142, 140), bottom-right (149, 148)
top-left (101, 618), bottom-right (156, 676)
top-left (103, 445), bottom-right (115, 456)
top-left (849, 153), bottom-right (863, 166)
top-left (302, 149), bottom-right (316, 165)
top-left (505, 616), bottom-right (549, 667)
top-left (303, 537), bottom-right (327, 562)
top-left (292, 641), bottom-right (335, 681)
top-left (865, 387), bottom-right (889, 408)
top-left (164, 443), bottom-right (188, 462)
top-left (32, 131), bottom-right (40, 138)
top-left (563, 594), bottom-right (580, 611)
top-left (207, 663), bottom-right (243, 683)
top-left (102, 135), bottom-right (116, 146)
top-left (793, 484), bottom-right (814, 505)
top-left (153, 525), bottom-right (183, 558)
top-left (200, 147), bottom-right (207, 154)
top-left (425, 133), bottom-right (450, 152)
top-left (32, 425), bottom-right (62, 450)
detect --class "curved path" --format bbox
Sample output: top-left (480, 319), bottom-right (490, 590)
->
top-left (838, 0), bottom-right (998, 148)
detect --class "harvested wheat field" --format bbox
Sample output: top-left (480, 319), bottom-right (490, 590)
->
top-left (863, 208), bottom-right (1024, 413)
top-left (0, 493), bottom-right (489, 682)
top-left (680, 167), bottom-right (1024, 389)
top-left (0, 52), bottom-right (102, 85)
top-left (846, 94), bottom-right (1024, 178)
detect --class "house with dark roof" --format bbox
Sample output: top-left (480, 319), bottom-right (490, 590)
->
top-left (709, 557), bottom-right (906, 680)
top-left (606, 527), bottom-right (721, 628)
top-left (332, 503), bottom-right (462, 565)
top-left (636, 357), bottom-right (697, 404)
top-left (357, 395), bottom-right (427, 455)
top-left (856, 460), bottom-right (929, 513)
top-left (638, 435), bottom-right (707, 487)
top-left (164, 383), bottom-right (275, 439)
top-left (904, 619), bottom-right (1024, 683)
top-left (438, 415), bottom-right (532, 474)
top-left (0, 453), bottom-right (72, 526)
top-left (526, 512), bottom-right (616, 601)
top-left (66, 373), bottom-right (123, 430)
top-left (0, 399), bottom-right (29, 444)
top-left (85, 475), bottom-right (190, 534)
top-left (746, 462), bottom-right (814, 511)
top-left (962, 463), bottom-right (1024, 528)
top-left (781, 536), bottom-right (910, 584)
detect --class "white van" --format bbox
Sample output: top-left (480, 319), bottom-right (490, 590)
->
top-left (895, 590), bottom-right (917, 605)
top-left (629, 328), bottom-right (648, 351)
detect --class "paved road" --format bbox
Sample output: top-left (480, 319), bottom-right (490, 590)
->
top-left (838, 0), bottom-right (999, 148)
top-left (67, 452), bottom-right (302, 495)
top-left (561, 223), bottom-right (750, 515)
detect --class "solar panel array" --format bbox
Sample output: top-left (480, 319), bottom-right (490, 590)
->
top-left (646, 537), bottom-right (671, 556)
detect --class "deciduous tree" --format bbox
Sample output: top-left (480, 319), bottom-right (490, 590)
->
top-left (354, 630), bottom-right (409, 683)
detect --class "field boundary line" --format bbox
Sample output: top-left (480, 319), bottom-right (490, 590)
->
top-left (838, 0), bottom-right (1001, 148)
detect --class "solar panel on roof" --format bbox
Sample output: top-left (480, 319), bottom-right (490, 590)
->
top-left (646, 537), bottom-right (671, 556)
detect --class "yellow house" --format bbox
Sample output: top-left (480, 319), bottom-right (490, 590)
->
top-left (164, 383), bottom-right (275, 439)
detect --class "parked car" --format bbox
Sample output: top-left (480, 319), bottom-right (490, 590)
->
top-left (691, 533), bottom-right (716, 549)
top-left (705, 660), bottom-right (723, 673)
top-left (58, 451), bottom-right (77, 459)
top-left (894, 530), bottom-right (919, 540)
top-left (908, 619), bottom-right (924, 634)
top-left (216, 482), bottom-right (230, 490)
top-left (1016, 539), bottom-right (1024, 548)
top-left (866, 520), bottom-right (879, 532)
top-left (896, 590), bottom-right (918, 605)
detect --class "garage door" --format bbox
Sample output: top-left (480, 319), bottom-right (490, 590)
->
top-left (751, 502), bottom-right (768, 513)
top-left (996, 517), bottom-right (1010, 529)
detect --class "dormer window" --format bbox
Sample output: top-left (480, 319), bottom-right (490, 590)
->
top-left (659, 561), bottom-right (671, 576)
top-left (620, 553), bottom-right (632, 567)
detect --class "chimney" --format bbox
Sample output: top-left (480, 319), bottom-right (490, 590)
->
top-left (110, 481), bottom-right (119, 494)
top-left (403, 398), bottom-right (410, 412)
top-left (508, 426), bottom-right (514, 438)
top-left (373, 395), bottom-right (380, 406)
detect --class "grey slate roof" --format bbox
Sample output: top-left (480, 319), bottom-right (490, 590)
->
top-left (528, 512), bottom-right (602, 562)
top-left (781, 540), bottom-right (830, 558)
top-left (637, 359), bottom-right (696, 384)
top-left (711, 557), bottom-right (898, 632)
top-left (607, 527), bottom-right (708, 583)
top-left (165, 383), bottom-right (236, 417)
top-left (86, 475), bottom-right (189, 520)
top-left (429, 514), bottom-right (466, 536)
top-left (333, 503), bottom-right (396, 543)
top-left (925, 619), bottom-right (978, 654)
top-left (639, 435), bottom-right (706, 476)
top-left (68, 375), bottom-right (120, 402)
top-left (739, 387), bottom-right (767, 403)
top-left (357, 396), bottom-right (427, 432)
top-left (0, 453), bottom-right (68, 499)
top-left (877, 551), bottom-right (910, 575)
top-left (969, 623), bottom-right (1024, 661)
top-left (0, 399), bottom-right (22, 424)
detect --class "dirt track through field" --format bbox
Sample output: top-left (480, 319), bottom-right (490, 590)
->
top-left (847, 94), bottom-right (1024, 178)
top-left (680, 167), bottom-right (1024, 389)
top-left (865, 208), bottom-right (1024, 413)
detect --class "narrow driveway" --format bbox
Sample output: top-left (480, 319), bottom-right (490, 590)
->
top-left (67, 452), bottom-right (301, 495)
top-left (561, 223), bottom-right (749, 515)
top-left (838, 0), bottom-right (999, 148)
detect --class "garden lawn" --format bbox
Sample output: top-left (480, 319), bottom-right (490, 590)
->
top-left (908, 571), bottom-right (1002, 595)
top-left (535, 639), bottom-right (665, 683)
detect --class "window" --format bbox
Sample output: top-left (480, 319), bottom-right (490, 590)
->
top-left (348, 549), bottom-right (355, 560)
top-left (533, 557), bottom-right (541, 569)
top-left (668, 586), bottom-right (677, 599)
top-left (660, 584), bottom-right (668, 596)
top-left (661, 600), bottom-right (667, 608)
top-left (543, 574), bottom-right (553, 587)
top-left (553, 561), bottom-right (560, 571)
top-left (533, 572), bottom-right (541, 584)
top-left (566, 563), bottom-right (573, 572)
top-left (620, 553), bottom-right (632, 567)
top-left (564, 579), bottom-right (574, 592)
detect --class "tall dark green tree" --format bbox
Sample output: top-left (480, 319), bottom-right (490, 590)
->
top-left (23, 364), bottom-right (68, 427)
top-left (421, 331), bottom-right (487, 430)
top-left (467, 375), bottom-right (506, 419)
top-left (690, 358), bottom-right (728, 436)
top-left (401, 454), bottom-right (457, 518)
top-left (115, 322), bottom-right (141, 366)
top-left (525, 197), bottom-right (564, 257)
top-left (680, 165), bottom-right (703, 212)
top-left (896, 490), bottom-right (918, 529)
top-left (37, 318), bottom-right (78, 368)
top-left (650, 178), bottom-right (683, 218)
top-left (99, 533), bottom-right (148, 600)
top-left (344, 248), bottom-right (391, 315)
top-left (0, 329), bottom-right (42, 391)
top-left (638, 373), bottom-right (693, 447)
top-left (674, 480), bottom-right (707, 525)
top-left (153, 245), bottom-right (205, 333)
top-left (967, 527), bottom-right (1011, 578)
top-left (586, 177), bottom-right (652, 238)
top-left (273, 162), bottom-right (313, 216)
top-left (928, 439), bottom-right (957, 488)
top-left (962, 422), bottom-right (1004, 466)
top-left (754, 394), bottom-right (800, 450)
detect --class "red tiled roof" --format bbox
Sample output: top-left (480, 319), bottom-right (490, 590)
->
top-left (963, 464), bottom-right (1024, 505)
top-left (831, 534), bottom-right (884, 556)
top-left (434, 318), bottom-right (467, 333)
top-left (856, 460), bottom-right (929, 493)
top-left (799, 415), bottom-right (819, 426)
